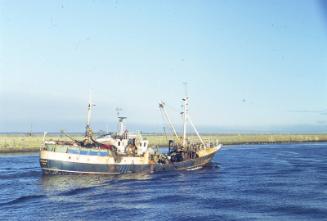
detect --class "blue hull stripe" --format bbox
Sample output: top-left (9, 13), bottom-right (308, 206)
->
top-left (41, 152), bottom-right (216, 175)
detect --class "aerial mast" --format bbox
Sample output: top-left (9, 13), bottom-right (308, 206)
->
top-left (182, 82), bottom-right (188, 146)
top-left (85, 91), bottom-right (95, 138)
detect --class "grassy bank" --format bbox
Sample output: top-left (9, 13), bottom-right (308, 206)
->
top-left (0, 134), bottom-right (83, 153)
top-left (1, 133), bottom-right (327, 153)
top-left (146, 134), bottom-right (327, 146)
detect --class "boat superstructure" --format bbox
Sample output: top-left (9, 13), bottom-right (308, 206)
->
top-left (40, 92), bottom-right (222, 175)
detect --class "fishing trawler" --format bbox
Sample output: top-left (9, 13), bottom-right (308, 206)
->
top-left (39, 94), bottom-right (222, 175)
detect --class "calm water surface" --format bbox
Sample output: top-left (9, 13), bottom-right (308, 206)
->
top-left (0, 143), bottom-right (326, 221)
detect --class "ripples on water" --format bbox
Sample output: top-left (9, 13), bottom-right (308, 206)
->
top-left (0, 143), bottom-right (327, 221)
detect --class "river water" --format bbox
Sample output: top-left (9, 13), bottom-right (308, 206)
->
top-left (0, 143), bottom-right (326, 221)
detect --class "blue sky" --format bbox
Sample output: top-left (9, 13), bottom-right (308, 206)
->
top-left (1, 0), bottom-right (327, 133)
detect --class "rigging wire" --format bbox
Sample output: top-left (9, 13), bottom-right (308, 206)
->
top-left (159, 102), bottom-right (180, 141)
top-left (159, 107), bottom-right (171, 141)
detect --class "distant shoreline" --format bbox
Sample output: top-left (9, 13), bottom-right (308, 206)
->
top-left (1, 134), bottom-right (327, 153)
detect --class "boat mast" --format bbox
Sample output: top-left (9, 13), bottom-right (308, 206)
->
top-left (85, 91), bottom-right (94, 137)
top-left (182, 82), bottom-right (188, 146)
top-left (181, 83), bottom-right (205, 147)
